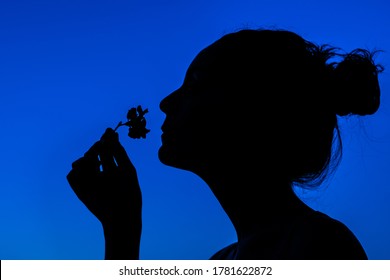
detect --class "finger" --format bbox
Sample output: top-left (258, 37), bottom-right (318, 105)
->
top-left (99, 128), bottom-right (120, 172)
top-left (84, 141), bottom-right (101, 159)
top-left (71, 155), bottom-right (98, 171)
top-left (66, 167), bottom-right (102, 208)
top-left (69, 141), bottom-right (102, 181)
top-left (99, 142), bottom-right (117, 172)
top-left (71, 157), bottom-right (85, 170)
top-left (100, 128), bottom-right (135, 172)
top-left (66, 167), bottom-right (90, 198)
top-left (100, 128), bottom-right (119, 144)
top-left (111, 141), bottom-right (135, 173)
top-left (66, 168), bottom-right (78, 186)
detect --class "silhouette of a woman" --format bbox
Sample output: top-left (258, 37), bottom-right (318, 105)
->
top-left (67, 28), bottom-right (383, 259)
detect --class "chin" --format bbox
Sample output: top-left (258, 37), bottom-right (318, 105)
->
top-left (158, 145), bottom-right (193, 171)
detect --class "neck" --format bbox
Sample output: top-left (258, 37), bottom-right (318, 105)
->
top-left (199, 172), bottom-right (312, 242)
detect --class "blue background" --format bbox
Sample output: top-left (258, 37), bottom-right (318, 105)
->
top-left (0, 0), bottom-right (389, 260)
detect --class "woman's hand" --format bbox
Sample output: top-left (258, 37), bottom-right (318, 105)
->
top-left (66, 128), bottom-right (142, 259)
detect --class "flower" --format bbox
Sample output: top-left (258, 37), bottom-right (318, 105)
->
top-left (114, 105), bottom-right (150, 139)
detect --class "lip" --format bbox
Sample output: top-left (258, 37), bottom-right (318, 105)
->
top-left (161, 122), bottom-right (179, 143)
top-left (161, 129), bottom-right (167, 137)
top-left (161, 124), bottom-right (172, 135)
top-left (161, 131), bottom-right (176, 144)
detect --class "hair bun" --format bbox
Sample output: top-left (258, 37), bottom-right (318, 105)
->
top-left (333, 49), bottom-right (383, 116)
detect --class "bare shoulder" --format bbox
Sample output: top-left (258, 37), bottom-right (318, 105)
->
top-left (209, 211), bottom-right (368, 260)
top-left (209, 242), bottom-right (238, 260)
top-left (294, 211), bottom-right (368, 260)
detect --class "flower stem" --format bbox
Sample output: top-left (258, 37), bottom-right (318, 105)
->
top-left (114, 121), bottom-right (123, 132)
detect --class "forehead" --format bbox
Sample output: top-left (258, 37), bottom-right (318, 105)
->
top-left (188, 44), bottom-right (222, 72)
top-left (185, 42), bottom-right (237, 84)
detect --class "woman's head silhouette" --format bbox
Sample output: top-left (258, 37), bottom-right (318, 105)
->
top-left (159, 28), bottom-right (383, 189)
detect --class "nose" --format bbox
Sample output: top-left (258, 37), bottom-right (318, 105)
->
top-left (159, 88), bottom-right (180, 113)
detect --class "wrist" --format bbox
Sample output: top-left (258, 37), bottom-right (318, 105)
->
top-left (102, 219), bottom-right (142, 260)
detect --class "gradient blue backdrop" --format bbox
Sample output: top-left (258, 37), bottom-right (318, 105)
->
top-left (0, 0), bottom-right (389, 260)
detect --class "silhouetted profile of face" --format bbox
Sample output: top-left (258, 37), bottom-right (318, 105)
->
top-left (159, 32), bottom-right (306, 176)
top-left (159, 43), bottom-right (229, 173)
top-left (159, 36), bottom-right (284, 178)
